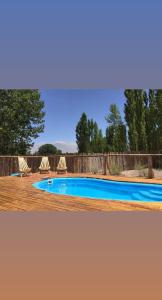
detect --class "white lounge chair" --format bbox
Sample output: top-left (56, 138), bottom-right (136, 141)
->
top-left (57, 156), bottom-right (67, 174)
top-left (18, 157), bottom-right (31, 177)
top-left (39, 156), bottom-right (50, 174)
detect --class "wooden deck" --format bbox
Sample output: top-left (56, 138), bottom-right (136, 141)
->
top-left (0, 172), bottom-right (162, 211)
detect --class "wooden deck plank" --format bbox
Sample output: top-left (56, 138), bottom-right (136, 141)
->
top-left (0, 172), bottom-right (162, 211)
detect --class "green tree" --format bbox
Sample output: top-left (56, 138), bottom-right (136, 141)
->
top-left (145, 90), bottom-right (159, 152)
top-left (88, 119), bottom-right (105, 153)
top-left (144, 89), bottom-right (162, 153)
top-left (95, 129), bottom-right (105, 153)
top-left (37, 144), bottom-right (62, 156)
top-left (105, 104), bottom-right (127, 152)
top-left (105, 104), bottom-right (122, 126)
top-left (0, 89), bottom-right (45, 155)
top-left (135, 90), bottom-right (148, 151)
top-left (155, 89), bottom-right (162, 152)
top-left (124, 90), bottom-right (147, 152)
top-left (76, 113), bottom-right (90, 153)
top-left (76, 114), bottom-right (105, 154)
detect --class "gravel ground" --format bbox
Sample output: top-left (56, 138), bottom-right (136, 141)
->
top-left (121, 169), bottom-right (162, 179)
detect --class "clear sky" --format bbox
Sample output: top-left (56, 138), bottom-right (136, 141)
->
top-left (33, 89), bottom-right (125, 152)
top-left (1, 0), bottom-right (160, 150)
top-left (1, 1), bottom-right (161, 87)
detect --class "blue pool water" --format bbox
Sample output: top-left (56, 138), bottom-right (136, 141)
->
top-left (32, 177), bottom-right (162, 202)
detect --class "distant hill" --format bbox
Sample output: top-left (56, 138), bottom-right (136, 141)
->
top-left (32, 141), bottom-right (77, 154)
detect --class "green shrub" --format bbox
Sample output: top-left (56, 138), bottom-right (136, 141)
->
top-left (135, 163), bottom-right (147, 170)
top-left (110, 164), bottom-right (121, 176)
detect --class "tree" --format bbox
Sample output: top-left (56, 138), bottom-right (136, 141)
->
top-left (95, 128), bottom-right (105, 153)
top-left (135, 90), bottom-right (148, 151)
top-left (124, 90), bottom-right (138, 151)
top-left (156, 89), bottom-right (162, 152)
top-left (37, 144), bottom-right (62, 156)
top-left (105, 104), bottom-right (122, 126)
top-left (145, 90), bottom-right (159, 152)
top-left (124, 89), bottom-right (147, 152)
top-left (76, 113), bottom-right (90, 153)
top-left (88, 119), bottom-right (105, 153)
top-left (76, 115), bottom-right (105, 154)
top-left (0, 90), bottom-right (45, 155)
top-left (105, 104), bottom-right (127, 152)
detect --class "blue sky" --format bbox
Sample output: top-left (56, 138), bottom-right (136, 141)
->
top-left (1, 1), bottom-right (162, 87)
top-left (33, 89), bottom-right (125, 152)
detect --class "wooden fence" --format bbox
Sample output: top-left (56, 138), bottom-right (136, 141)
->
top-left (1, 153), bottom-right (162, 177)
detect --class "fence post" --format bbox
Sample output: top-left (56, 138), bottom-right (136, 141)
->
top-left (103, 155), bottom-right (107, 175)
top-left (148, 155), bottom-right (154, 179)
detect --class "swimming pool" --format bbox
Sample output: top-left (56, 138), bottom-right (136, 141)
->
top-left (32, 177), bottom-right (162, 202)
